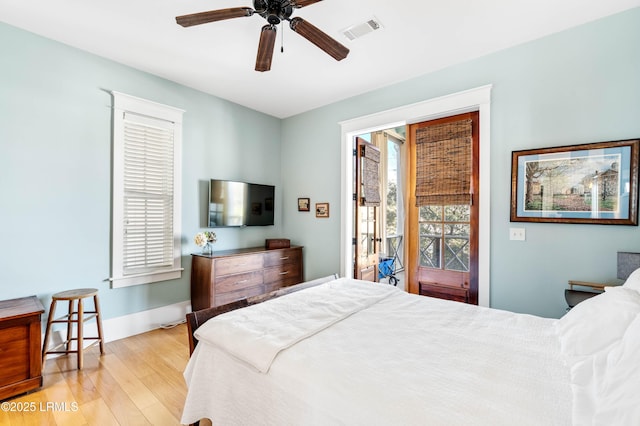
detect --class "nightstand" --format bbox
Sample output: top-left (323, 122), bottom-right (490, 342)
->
top-left (564, 280), bottom-right (619, 309)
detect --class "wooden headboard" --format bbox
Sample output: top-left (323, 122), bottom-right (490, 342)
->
top-left (186, 274), bottom-right (339, 355)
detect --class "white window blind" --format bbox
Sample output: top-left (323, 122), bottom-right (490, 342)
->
top-left (111, 92), bottom-right (184, 288)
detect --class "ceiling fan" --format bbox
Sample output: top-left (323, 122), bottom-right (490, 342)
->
top-left (176, 0), bottom-right (350, 72)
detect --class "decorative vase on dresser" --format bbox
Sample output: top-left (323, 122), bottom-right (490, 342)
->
top-left (190, 245), bottom-right (303, 311)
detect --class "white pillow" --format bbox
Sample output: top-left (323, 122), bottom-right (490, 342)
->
top-left (571, 313), bottom-right (640, 425)
top-left (555, 286), bottom-right (640, 358)
top-left (622, 266), bottom-right (640, 292)
top-left (592, 313), bottom-right (640, 424)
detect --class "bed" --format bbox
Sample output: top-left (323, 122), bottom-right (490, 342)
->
top-left (181, 272), bottom-right (640, 425)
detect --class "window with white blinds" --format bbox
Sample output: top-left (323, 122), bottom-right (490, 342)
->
top-left (111, 92), bottom-right (184, 288)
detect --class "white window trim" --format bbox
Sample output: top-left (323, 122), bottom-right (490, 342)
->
top-left (110, 91), bottom-right (184, 288)
top-left (339, 85), bottom-right (492, 307)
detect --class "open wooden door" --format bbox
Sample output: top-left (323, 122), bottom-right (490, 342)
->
top-left (407, 112), bottom-right (479, 304)
top-left (354, 137), bottom-right (381, 282)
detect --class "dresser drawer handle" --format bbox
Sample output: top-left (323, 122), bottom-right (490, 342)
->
top-left (280, 257), bottom-right (289, 260)
top-left (236, 279), bottom-right (248, 284)
top-left (279, 271), bottom-right (289, 275)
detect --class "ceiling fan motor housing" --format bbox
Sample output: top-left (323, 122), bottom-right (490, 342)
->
top-left (254, 0), bottom-right (293, 25)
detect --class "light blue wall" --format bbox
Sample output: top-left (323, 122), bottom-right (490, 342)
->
top-left (0, 23), bottom-right (283, 320)
top-left (1, 8), bottom-right (639, 322)
top-left (281, 7), bottom-right (640, 318)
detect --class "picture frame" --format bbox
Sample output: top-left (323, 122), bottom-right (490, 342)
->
top-left (511, 139), bottom-right (639, 225)
top-left (315, 202), bottom-right (330, 218)
top-left (298, 197), bottom-right (310, 212)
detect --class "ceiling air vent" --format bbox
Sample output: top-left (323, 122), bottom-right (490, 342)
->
top-left (342, 17), bottom-right (382, 41)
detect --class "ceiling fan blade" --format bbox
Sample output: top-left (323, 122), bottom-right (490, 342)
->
top-left (291, 0), bottom-right (323, 8)
top-left (289, 17), bottom-right (349, 61)
top-left (255, 25), bottom-right (277, 72)
top-left (176, 7), bottom-right (254, 27)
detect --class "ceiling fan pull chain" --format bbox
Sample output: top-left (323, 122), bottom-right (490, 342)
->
top-left (281, 22), bottom-right (284, 53)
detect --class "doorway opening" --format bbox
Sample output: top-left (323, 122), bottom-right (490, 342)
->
top-left (339, 85), bottom-right (492, 307)
top-left (353, 128), bottom-right (407, 288)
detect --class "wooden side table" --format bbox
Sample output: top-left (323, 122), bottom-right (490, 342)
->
top-left (565, 280), bottom-right (620, 309)
top-left (0, 295), bottom-right (45, 400)
top-left (568, 280), bottom-right (610, 292)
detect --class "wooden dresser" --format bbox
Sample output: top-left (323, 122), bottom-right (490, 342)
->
top-left (0, 295), bottom-right (45, 401)
top-left (190, 246), bottom-right (303, 311)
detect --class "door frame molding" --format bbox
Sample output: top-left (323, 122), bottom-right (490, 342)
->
top-left (339, 85), bottom-right (492, 307)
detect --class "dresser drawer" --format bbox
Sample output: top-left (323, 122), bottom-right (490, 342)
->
top-left (216, 271), bottom-right (264, 293)
top-left (264, 263), bottom-right (302, 286)
top-left (214, 254), bottom-right (263, 276)
top-left (263, 248), bottom-right (301, 267)
top-left (215, 285), bottom-right (265, 306)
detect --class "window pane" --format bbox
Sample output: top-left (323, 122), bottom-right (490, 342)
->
top-left (444, 205), bottom-right (470, 222)
top-left (420, 223), bottom-right (442, 236)
top-left (444, 235), bottom-right (470, 272)
top-left (419, 223), bottom-right (442, 268)
top-left (420, 235), bottom-right (441, 268)
top-left (419, 205), bottom-right (442, 221)
top-left (445, 223), bottom-right (469, 236)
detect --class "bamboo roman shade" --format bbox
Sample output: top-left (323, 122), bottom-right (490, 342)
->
top-left (361, 144), bottom-right (381, 206)
top-left (415, 119), bottom-right (472, 206)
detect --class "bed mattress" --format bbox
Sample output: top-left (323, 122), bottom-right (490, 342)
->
top-left (181, 278), bottom-right (572, 425)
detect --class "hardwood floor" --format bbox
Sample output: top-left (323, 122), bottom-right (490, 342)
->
top-left (1, 324), bottom-right (202, 426)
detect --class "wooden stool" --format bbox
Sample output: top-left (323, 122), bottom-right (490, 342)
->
top-left (42, 288), bottom-right (105, 369)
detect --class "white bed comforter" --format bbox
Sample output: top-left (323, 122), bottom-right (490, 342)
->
top-left (181, 278), bottom-right (572, 425)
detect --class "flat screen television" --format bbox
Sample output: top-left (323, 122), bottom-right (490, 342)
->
top-left (208, 179), bottom-right (275, 227)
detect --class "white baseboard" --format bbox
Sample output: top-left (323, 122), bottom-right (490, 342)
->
top-left (101, 300), bottom-right (191, 342)
top-left (44, 300), bottom-right (192, 353)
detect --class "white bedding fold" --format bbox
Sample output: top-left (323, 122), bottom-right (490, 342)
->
top-left (182, 278), bottom-right (572, 426)
top-left (194, 278), bottom-right (396, 373)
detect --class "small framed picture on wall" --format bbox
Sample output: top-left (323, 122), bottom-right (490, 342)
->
top-left (316, 202), bottom-right (329, 218)
top-left (298, 198), bottom-right (310, 212)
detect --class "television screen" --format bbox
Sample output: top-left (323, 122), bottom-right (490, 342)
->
top-left (208, 179), bottom-right (274, 227)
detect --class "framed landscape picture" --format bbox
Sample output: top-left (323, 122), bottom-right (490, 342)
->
top-left (511, 139), bottom-right (639, 225)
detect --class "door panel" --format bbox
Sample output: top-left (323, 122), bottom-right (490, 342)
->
top-left (354, 137), bottom-right (381, 281)
top-left (407, 112), bottom-right (479, 304)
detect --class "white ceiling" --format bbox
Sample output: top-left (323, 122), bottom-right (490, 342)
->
top-left (1, 0), bottom-right (639, 118)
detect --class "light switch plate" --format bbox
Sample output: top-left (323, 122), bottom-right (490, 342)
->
top-left (509, 227), bottom-right (526, 241)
